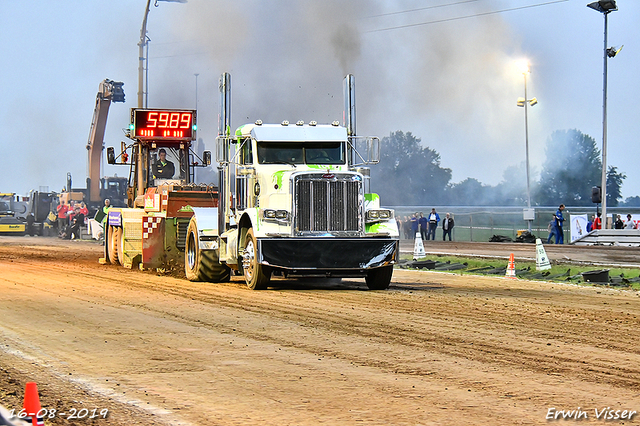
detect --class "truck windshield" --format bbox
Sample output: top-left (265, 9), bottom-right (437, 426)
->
top-left (149, 147), bottom-right (187, 184)
top-left (257, 142), bottom-right (345, 165)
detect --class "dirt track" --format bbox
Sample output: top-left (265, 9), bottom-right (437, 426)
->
top-left (1, 236), bottom-right (640, 425)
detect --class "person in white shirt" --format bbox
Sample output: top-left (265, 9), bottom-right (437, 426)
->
top-left (625, 214), bottom-right (636, 229)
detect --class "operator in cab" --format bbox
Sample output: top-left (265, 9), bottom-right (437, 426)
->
top-left (153, 148), bottom-right (175, 179)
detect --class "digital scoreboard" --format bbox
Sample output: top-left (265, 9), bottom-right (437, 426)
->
top-left (131, 109), bottom-right (196, 141)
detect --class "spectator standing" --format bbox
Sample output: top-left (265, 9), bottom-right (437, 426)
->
top-left (418, 212), bottom-right (428, 240)
top-left (546, 217), bottom-right (557, 244)
top-left (554, 204), bottom-right (565, 244)
top-left (427, 208), bottom-right (440, 240)
top-left (56, 200), bottom-right (69, 234)
top-left (79, 202), bottom-right (89, 217)
top-left (403, 216), bottom-right (412, 240)
top-left (67, 201), bottom-right (76, 224)
top-left (615, 215), bottom-right (624, 229)
top-left (442, 212), bottom-right (454, 241)
top-left (410, 213), bottom-right (419, 238)
top-left (625, 214), bottom-right (636, 229)
top-left (586, 215), bottom-right (594, 233)
top-left (593, 213), bottom-right (602, 230)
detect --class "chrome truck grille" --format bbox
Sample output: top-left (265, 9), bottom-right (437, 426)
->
top-left (294, 173), bottom-right (362, 235)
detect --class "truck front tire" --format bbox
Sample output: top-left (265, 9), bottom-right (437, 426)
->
top-left (242, 228), bottom-right (271, 290)
top-left (365, 265), bottom-right (393, 290)
top-left (185, 217), bottom-right (230, 283)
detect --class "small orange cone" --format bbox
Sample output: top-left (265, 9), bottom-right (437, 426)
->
top-left (505, 253), bottom-right (516, 279)
top-left (23, 382), bottom-right (44, 425)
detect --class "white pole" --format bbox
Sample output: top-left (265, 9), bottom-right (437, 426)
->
top-left (600, 12), bottom-right (609, 228)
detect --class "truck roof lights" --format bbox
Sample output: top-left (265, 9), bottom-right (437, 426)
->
top-left (331, 121), bottom-right (340, 126)
top-left (255, 119), bottom-right (263, 126)
top-left (296, 120), bottom-right (304, 126)
top-left (309, 121), bottom-right (317, 126)
top-left (281, 120), bottom-right (289, 126)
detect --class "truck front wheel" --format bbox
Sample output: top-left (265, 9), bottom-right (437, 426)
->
top-left (242, 228), bottom-right (271, 290)
top-left (185, 217), bottom-right (230, 283)
top-left (365, 265), bottom-right (393, 290)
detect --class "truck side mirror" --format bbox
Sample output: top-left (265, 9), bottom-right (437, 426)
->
top-left (349, 136), bottom-right (380, 166)
top-left (107, 147), bottom-right (116, 164)
top-left (203, 150), bottom-right (212, 166)
top-left (368, 137), bottom-right (380, 164)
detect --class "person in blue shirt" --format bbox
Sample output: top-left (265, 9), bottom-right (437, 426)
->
top-left (410, 213), bottom-right (419, 238)
top-left (586, 215), bottom-right (594, 233)
top-left (427, 208), bottom-right (440, 240)
top-left (418, 212), bottom-right (428, 240)
top-left (554, 204), bottom-right (565, 244)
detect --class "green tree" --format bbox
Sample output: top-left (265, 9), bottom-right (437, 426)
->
top-left (370, 131), bottom-right (451, 205)
top-left (537, 129), bottom-right (602, 206)
top-left (621, 196), bottom-right (640, 207)
top-left (446, 178), bottom-right (492, 206)
top-left (606, 166), bottom-right (626, 207)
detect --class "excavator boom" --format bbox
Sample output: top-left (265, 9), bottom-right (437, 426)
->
top-left (86, 79), bottom-right (125, 203)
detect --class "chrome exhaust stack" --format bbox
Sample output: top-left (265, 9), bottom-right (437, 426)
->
top-left (218, 72), bottom-right (232, 234)
top-left (343, 74), bottom-right (356, 137)
top-left (344, 74), bottom-right (372, 193)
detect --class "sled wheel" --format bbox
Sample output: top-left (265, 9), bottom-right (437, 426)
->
top-left (108, 226), bottom-right (120, 265)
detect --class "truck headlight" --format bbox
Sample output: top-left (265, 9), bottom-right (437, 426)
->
top-left (366, 209), bottom-right (393, 223)
top-left (263, 209), bottom-right (289, 223)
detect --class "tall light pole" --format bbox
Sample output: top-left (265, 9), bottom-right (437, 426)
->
top-left (138, 0), bottom-right (152, 108)
top-left (137, 0), bottom-right (187, 108)
top-left (516, 60), bottom-right (538, 233)
top-left (194, 73), bottom-right (199, 110)
top-left (587, 0), bottom-right (618, 229)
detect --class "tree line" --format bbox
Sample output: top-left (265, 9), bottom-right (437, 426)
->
top-left (369, 129), bottom-right (636, 207)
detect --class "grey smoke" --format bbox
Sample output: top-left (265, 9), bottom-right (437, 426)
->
top-left (146, 0), bottom-right (529, 188)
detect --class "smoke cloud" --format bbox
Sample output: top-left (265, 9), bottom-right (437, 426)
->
top-left (0, 1), bottom-right (544, 196)
top-left (146, 0), bottom-right (529, 188)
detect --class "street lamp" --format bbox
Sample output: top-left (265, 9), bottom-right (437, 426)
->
top-left (516, 60), bottom-right (538, 233)
top-left (587, 0), bottom-right (618, 229)
top-left (137, 0), bottom-right (187, 108)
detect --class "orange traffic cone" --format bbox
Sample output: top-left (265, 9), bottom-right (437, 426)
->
top-left (23, 382), bottom-right (44, 425)
top-left (505, 253), bottom-right (516, 279)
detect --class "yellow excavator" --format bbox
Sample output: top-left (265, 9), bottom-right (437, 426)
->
top-left (59, 79), bottom-right (127, 212)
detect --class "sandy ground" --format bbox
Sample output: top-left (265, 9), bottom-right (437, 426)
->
top-left (0, 236), bottom-right (639, 425)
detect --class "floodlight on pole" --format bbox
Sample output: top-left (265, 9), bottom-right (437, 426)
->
top-left (516, 60), bottom-right (537, 233)
top-left (587, 0), bottom-right (618, 229)
top-left (137, 0), bottom-right (187, 108)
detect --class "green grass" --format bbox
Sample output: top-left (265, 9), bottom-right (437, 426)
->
top-left (398, 253), bottom-right (640, 290)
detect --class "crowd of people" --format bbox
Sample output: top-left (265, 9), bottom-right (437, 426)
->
top-left (545, 205), bottom-right (638, 245)
top-left (55, 199), bottom-right (112, 240)
top-left (395, 209), bottom-right (455, 241)
top-left (584, 212), bottom-right (636, 232)
top-left (56, 200), bottom-right (89, 239)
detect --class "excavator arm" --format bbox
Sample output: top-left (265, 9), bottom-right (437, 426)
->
top-left (86, 79), bottom-right (125, 203)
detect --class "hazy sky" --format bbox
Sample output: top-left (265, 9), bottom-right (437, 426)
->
top-left (1, 0), bottom-right (638, 201)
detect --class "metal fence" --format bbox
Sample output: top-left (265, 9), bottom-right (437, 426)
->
top-left (391, 206), bottom-right (640, 242)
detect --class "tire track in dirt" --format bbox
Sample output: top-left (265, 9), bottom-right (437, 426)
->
top-left (7, 256), bottom-right (640, 394)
